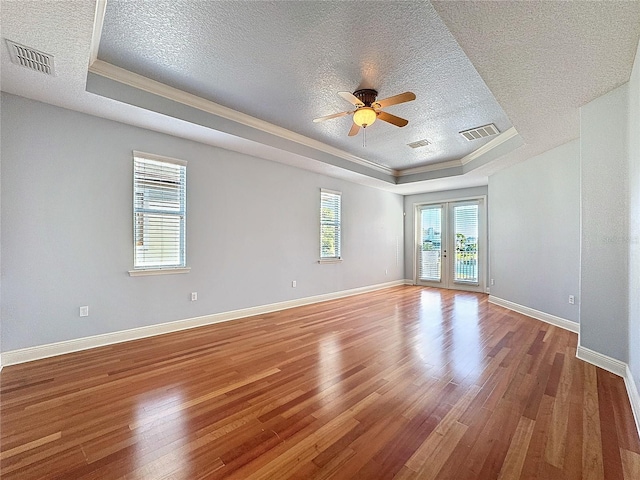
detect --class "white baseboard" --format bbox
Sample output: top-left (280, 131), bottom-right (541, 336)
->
top-left (576, 345), bottom-right (628, 377)
top-left (624, 364), bottom-right (640, 438)
top-left (576, 346), bottom-right (640, 440)
top-left (1, 280), bottom-right (407, 366)
top-left (488, 296), bottom-right (580, 333)
top-left (487, 296), bottom-right (638, 439)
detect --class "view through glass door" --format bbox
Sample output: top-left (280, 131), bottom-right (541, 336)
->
top-left (416, 199), bottom-right (484, 292)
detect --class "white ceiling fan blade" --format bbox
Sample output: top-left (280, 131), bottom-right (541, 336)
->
top-left (313, 111), bottom-right (351, 123)
top-left (338, 91), bottom-right (364, 107)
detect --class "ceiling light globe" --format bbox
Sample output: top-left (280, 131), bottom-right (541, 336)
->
top-left (353, 107), bottom-right (377, 128)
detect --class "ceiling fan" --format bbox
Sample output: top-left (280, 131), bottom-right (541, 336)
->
top-left (313, 89), bottom-right (416, 137)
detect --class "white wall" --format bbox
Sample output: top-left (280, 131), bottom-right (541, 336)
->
top-left (403, 186), bottom-right (488, 283)
top-left (580, 84), bottom-right (629, 362)
top-left (0, 93), bottom-right (404, 352)
top-left (488, 140), bottom-right (580, 323)
top-left (628, 39), bottom-right (640, 389)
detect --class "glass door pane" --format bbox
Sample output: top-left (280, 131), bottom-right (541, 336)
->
top-left (416, 198), bottom-right (483, 292)
top-left (419, 206), bottom-right (443, 282)
top-left (453, 203), bottom-right (479, 283)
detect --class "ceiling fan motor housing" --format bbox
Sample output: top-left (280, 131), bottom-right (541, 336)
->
top-left (354, 89), bottom-right (378, 107)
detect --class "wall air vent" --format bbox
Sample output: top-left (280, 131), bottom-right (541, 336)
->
top-left (407, 139), bottom-right (430, 149)
top-left (460, 123), bottom-right (499, 141)
top-left (6, 40), bottom-right (55, 75)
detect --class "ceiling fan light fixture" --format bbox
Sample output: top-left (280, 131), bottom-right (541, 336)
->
top-left (353, 107), bottom-right (377, 128)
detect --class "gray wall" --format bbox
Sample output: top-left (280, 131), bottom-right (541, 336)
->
top-left (628, 40), bottom-right (640, 387)
top-left (0, 93), bottom-right (404, 352)
top-left (580, 84), bottom-right (629, 362)
top-left (488, 141), bottom-right (580, 323)
top-left (0, 93), bottom-right (2, 365)
top-left (403, 186), bottom-right (488, 283)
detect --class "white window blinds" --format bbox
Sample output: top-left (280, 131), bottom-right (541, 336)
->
top-left (133, 153), bottom-right (187, 270)
top-left (453, 203), bottom-right (479, 283)
top-left (320, 189), bottom-right (341, 259)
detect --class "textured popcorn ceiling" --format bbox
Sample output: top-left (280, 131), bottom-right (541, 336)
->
top-left (432, 0), bottom-right (640, 174)
top-left (97, 0), bottom-right (511, 171)
top-left (1, 1), bottom-right (639, 194)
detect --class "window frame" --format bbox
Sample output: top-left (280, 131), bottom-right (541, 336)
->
top-left (319, 188), bottom-right (342, 263)
top-left (128, 151), bottom-right (190, 277)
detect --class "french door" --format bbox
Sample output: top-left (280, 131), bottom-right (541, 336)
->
top-left (415, 198), bottom-right (485, 292)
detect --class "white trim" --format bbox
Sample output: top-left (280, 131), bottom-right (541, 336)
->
top-left (576, 345), bottom-right (628, 377)
top-left (133, 150), bottom-right (188, 166)
top-left (623, 364), bottom-right (640, 439)
top-left (89, 0), bottom-right (107, 67)
top-left (413, 197), bottom-right (487, 293)
top-left (412, 195), bottom-right (489, 209)
top-left (396, 127), bottom-right (519, 177)
top-left (488, 296), bottom-right (580, 333)
top-left (572, 344), bottom-right (639, 441)
top-left (488, 297), bottom-right (639, 440)
top-left (89, 61), bottom-right (520, 180)
top-left (398, 159), bottom-right (462, 176)
top-left (128, 267), bottom-right (191, 277)
top-left (1, 280), bottom-right (406, 366)
top-left (89, 60), bottom-right (396, 177)
top-left (459, 127), bottom-right (519, 166)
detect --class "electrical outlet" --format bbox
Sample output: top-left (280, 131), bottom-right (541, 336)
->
top-left (385, 268), bottom-right (388, 275)
top-left (569, 295), bottom-right (575, 305)
top-left (491, 279), bottom-right (495, 286)
top-left (292, 280), bottom-right (297, 288)
top-left (191, 292), bottom-right (198, 301)
top-left (79, 306), bottom-right (89, 317)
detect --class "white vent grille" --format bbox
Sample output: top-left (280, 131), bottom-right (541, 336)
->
top-left (6, 40), bottom-right (55, 75)
top-left (460, 123), bottom-right (499, 141)
top-left (407, 139), bottom-right (430, 149)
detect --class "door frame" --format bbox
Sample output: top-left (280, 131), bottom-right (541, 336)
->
top-left (413, 195), bottom-right (487, 293)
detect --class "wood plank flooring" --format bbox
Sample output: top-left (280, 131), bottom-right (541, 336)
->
top-left (1, 286), bottom-right (639, 479)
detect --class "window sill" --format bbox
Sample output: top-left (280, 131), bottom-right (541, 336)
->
top-left (318, 258), bottom-right (343, 264)
top-left (128, 267), bottom-right (191, 277)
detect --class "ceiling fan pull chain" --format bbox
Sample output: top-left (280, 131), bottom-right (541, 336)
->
top-left (363, 126), bottom-right (366, 148)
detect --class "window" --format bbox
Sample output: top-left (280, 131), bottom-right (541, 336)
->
top-left (320, 189), bottom-right (341, 260)
top-left (453, 203), bottom-right (479, 283)
top-left (130, 152), bottom-right (188, 275)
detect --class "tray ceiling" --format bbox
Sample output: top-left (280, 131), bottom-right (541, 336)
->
top-left (1, 1), bottom-right (639, 194)
top-left (96, 0), bottom-right (512, 173)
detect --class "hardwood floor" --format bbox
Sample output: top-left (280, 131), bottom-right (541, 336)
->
top-left (1, 286), bottom-right (639, 479)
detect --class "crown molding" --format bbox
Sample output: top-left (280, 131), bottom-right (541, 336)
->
top-left (89, 0), bottom-right (107, 67)
top-left (460, 127), bottom-right (519, 166)
top-left (87, 61), bottom-right (520, 181)
top-left (396, 159), bottom-right (463, 176)
top-left (89, 60), bottom-right (397, 177)
top-left (395, 127), bottom-right (519, 177)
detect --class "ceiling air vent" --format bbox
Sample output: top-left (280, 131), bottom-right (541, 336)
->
top-left (460, 123), bottom-right (499, 141)
top-left (407, 139), bottom-right (430, 149)
top-left (6, 40), bottom-right (55, 75)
